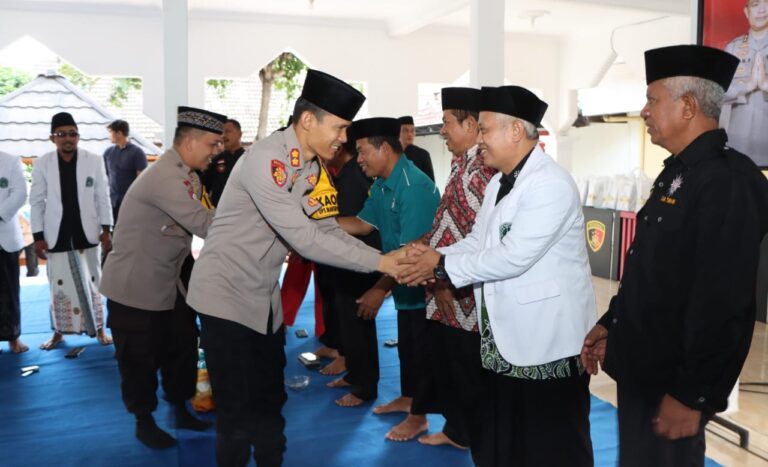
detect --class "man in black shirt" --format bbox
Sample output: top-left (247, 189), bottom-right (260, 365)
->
top-left (202, 118), bottom-right (244, 206)
top-left (581, 45), bottom-right (768, 467)
top-left (398, 116), bottom-right (435, 181)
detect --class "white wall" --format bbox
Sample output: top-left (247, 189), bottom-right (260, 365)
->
top-left (569, 121), bottom-right (644, 179)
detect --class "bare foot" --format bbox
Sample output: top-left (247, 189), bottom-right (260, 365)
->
top-left (314, 346), bottom-right (339, 359)
top-left (327, 377), bottom-right (351, 388)
top-left (97, 328), bottom-right (113, 346)
top-left (373, 396), bottom-right (412, 415)
top-left (385, 414), bottom-right (428, 442)
top-left (9, 339), bottom-right (29, 354)
top-left (320, 356), bottom-right (346, 375)
top-left (418, 431), bottom-right (469, 449)
top-left (40, 332), bottom-right (64, 350)
top-left (335, 393), bottom-right (364, 407)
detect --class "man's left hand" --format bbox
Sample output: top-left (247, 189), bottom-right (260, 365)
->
top-left (396, 243), bottom-right (441, 286)
top-left (100, 230), bottom-right (112, 253)
top-left (653, 394), bottom-right (702, 440)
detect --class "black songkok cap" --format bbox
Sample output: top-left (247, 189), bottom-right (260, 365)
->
top-left (644, 44), bottom-right (739, 91)
top-left (441, 87), bottom-right (481, 112)
top-left (177, 106), bottom-right (227, 134)
top-left (350, 118), bottom-right (401, 141)
top-left (300, 69), bottom-right (365, 121)
top-left (479, 86), bottom-right (548, 127)
top-left (397, 116), bottom-right (414, 125)
top-left (51, 112), bottom-right (77, 133)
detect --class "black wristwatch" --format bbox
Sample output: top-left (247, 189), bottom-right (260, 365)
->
top-left (433, 254), bottom-right (448, 280)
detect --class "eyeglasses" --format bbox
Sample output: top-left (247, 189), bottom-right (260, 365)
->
top-left (52, 131), bottom-right (80, 138)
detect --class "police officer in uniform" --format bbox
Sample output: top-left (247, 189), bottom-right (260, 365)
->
top-left (186, 69), bottom-right (405, 467)
top-left (581, 45), bottom-right (768, 467)
top-left (101, 106), bottom-right (224, 449)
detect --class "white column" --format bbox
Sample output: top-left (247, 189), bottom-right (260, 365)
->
top-left (469, 0), bottom-right (505, 87)
top-left (162, 0), bottom-right (188, 148)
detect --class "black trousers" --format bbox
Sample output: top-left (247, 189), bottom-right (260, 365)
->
top-left (617, 386), bottom-right (711, 467)
top-left (107, 292), bottom-right (199, 416)
top-left (336, 288), bottom-right (379, 400)
top-left (314, 266), bottom-right (342, 353)
top-left (481, 369), bottom-right (593, 467)
top-left (397, 308), bottom-right (433, 415)
top-left (200, 313), bottom-right (287, 467)
top-left (427, 321), bottom-right (488, 457)
top-left (0, 249), bottom-right (20, 341)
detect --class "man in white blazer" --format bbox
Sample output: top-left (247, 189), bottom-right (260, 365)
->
top-left (0, 151), bottom-right (29, 353)
top-left (30, 112), bottom-right (113, 350)
top-left (397, 86), bottom-right (596, 467)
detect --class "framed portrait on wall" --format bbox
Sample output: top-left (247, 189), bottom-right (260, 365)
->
top-left (698, 0), bottom-right (768, 168)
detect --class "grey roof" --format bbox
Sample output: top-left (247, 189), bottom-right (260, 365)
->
top-left (0, 72), bottom-right (161, 158)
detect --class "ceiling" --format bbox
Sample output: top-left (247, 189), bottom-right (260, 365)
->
top-left (0, 0), bottom-right (691, 38)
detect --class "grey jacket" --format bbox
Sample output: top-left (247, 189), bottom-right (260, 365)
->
top-left (187, 126), bottom-right (380, 334)
top-left (100, 148), bottom-right (214, 311)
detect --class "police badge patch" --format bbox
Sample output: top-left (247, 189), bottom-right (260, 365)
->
top-left (586, 220), bottom-right (606, 252)
top-left (271, 160), bottom-right (287, 187)
top-left (85, 176), bottom-right (94, 187)
top-left (0, 177), bottom-right (7, 188)
top-left (290, 148), bottom-right (301, 167)
top-left (499, 222), bottom-right (512, 241)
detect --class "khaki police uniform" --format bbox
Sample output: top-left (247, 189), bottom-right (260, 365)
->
top-left (188, 125), bottom-right (381, 467)
top-left (101, 147), bottom-right (215, 418)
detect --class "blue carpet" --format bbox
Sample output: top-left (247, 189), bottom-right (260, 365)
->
top-left (0, 282), bottom-right (722, 467)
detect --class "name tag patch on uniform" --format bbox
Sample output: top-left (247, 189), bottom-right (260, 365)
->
top-left (85, 176), bottom-right (94, 187)
top-left (290, 148), bottom-right (301, 167)
top-left (586, 220), bottom-right (606, 252)
top-left (660, 196), bottom-right (677, 205)
top-left (271, 160), bottom-right (287, 187)
top-left (0, 177), bottom-right (7, 188)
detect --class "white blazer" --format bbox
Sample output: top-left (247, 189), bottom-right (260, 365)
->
top-left (440, 145), bottom-right (596, 366)
top-left (0, 152), bottom-right (27, 252)
top-left (30, 149), bottom-right (112, 246)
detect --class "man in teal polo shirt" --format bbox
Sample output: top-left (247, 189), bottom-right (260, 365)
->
top-left (338, 117), bottom-right (440, 442)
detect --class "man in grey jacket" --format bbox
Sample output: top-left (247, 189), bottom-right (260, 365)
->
top-left (101, 106), bottom-right (224, 449)
top-left (187, 69), bottom-right (404, 467)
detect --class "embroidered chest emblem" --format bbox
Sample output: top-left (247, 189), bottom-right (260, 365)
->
top-left (183, 180), bottom-right (194, 199)
top-left (0, 177), bottom-right (7, 188)
top-left (668, 175), bottom-right (683, 196)
top-left (499, 222), bottom-right (512, 241)
top-left (271, 160), bottom-right (287, 187)
top-left (290, 148), bottom-right (301, 167)
top-left (85, 176), bottom-right (94, 187)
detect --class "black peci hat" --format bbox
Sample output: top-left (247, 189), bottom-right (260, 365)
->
top-left (349, 117), bottom-right (401, 141)
top-left (479, 86), bottom-right (548, 127)
top-left (441, 87), bottom-right (481, 112)
top-left (51, 112), bottom-right (77, 133)
top-left (177, 106), bottom-right (227, 134)
top-left (397, 116), bottom-right (414, 125)
top-left (644, 44), bottom-right (739, 91)
top-left (300, 69), bottom-right (366, 121)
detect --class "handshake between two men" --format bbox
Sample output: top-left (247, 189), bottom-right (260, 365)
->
top-left (376, 241), bottom-right (443, 287)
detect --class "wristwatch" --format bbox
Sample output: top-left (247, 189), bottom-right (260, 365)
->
top-left (433, 254), bottom-right (448, 280)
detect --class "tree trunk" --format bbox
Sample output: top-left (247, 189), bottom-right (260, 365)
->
top-left (257, 63), bottom-right (274, 140)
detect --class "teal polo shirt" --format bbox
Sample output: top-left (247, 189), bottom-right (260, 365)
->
top-left (357, 156), bottom-right (440, 310)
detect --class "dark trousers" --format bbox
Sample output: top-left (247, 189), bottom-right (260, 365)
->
top-left (23, 244), bottom-right (37, 276)
top-left (0, 249), bottom-right (20, 341)
top-left (315, 266), bottom-right (342, 352)
top-left (480, 369), bottom-right (593, 467)
top-left (337, 289), bottom-right (379, 400)
top-left (617, 386), bottom-right (710, 467)
top-left (427, 321), bottom-right (488, 458)
top-left (107, 293), bottom-right (199, 416)
top-left (397, 308), bottom-right (433, 415)
top-left (200, 313), bottom-right (287, 467)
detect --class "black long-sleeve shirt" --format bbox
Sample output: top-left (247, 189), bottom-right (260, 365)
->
top-left (50, 152), bottom-right (95, 252)
top-left (404, 144), bottom-right (434, 182)
top-left (599, 129), bottom-right (768, 413)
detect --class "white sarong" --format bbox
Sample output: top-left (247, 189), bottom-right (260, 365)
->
top-left (46, 247), bottom-right (104, 336)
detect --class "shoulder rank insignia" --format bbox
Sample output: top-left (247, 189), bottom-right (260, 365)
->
top-left (271, 159), bottom-right (287, 187)
top-left (290, 148), bottom-right (301, 167)
top-left (183, 179), bottom-right (195, 199)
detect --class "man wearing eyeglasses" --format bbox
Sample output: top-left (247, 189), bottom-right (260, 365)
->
top-left (30, 112), bottom-right (113, 350)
